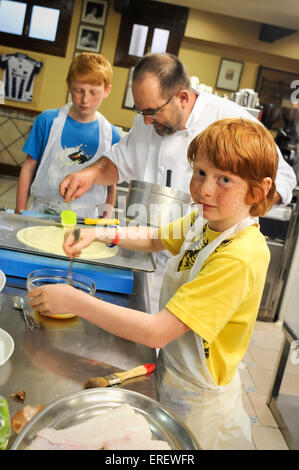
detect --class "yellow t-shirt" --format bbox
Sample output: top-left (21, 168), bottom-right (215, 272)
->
top-left (159, 212), bottom-right (270, 386)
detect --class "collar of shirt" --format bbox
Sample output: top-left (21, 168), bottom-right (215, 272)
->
top-left (184, 89), bottom-right (206, 135)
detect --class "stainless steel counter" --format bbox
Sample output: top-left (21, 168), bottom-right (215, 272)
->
top-left (0, 211), bottom-right (156, 272)
top-left (0, 271), bottom-right (157, 448)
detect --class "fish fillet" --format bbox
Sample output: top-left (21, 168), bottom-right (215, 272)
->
top-left (25, 404), bottom-right (171, 450)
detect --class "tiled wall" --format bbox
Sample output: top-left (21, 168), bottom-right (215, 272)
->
top-left (0, 106), bottom-right (39, 169)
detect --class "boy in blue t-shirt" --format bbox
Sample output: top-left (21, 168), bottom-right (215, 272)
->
top-left (16, 52), bottom-right (120, 218)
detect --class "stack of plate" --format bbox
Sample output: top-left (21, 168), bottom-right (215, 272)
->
top-left (0, 269), bottom-right (6, 292)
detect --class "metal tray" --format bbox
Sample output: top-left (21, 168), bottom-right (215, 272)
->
top-left (0, 212), bottom-right (156, 273)
top-left (10, 388), bottom-right (199, 450)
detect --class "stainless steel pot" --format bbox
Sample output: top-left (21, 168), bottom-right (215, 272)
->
top-left (126, 180), bottom-right (191, 227)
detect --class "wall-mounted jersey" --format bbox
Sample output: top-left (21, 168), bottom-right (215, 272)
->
top-left (0, 53), bottom-right (43, 102)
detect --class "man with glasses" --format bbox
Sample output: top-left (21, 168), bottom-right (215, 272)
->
top-left (60, 52), bottom-right (295, 207)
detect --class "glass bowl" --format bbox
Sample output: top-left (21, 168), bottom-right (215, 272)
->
top-left (27, 268), bottom-right (96, 319)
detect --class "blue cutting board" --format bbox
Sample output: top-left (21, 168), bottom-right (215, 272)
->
top-left (0, 249), bottom-right (134, 294)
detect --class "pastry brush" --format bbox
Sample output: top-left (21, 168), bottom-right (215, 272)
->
top-left (84, 363), bottom-right (156, 389)
top-left (61, 209), bottom-right (77, 228)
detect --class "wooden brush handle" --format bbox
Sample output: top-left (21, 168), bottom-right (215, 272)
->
top-left (114, 364), bottom-right (155, 382)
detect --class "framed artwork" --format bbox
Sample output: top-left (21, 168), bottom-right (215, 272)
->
top-left (215, 58), bottom-right (244, 92)
top-left (76, 25), bottom-right (103, 52)
top-left (122, 67), bottom-right (134, 110)
top-left (255, 66), bottom-right (299, 106)
top-left (81, 0), bottom-right (108, 26)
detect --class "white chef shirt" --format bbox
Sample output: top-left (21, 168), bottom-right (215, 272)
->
top-left (105, 92), bottom-right (296, 204)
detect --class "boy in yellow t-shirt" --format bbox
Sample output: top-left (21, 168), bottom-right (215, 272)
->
top-left (28, 118), bottom-right (278, 449)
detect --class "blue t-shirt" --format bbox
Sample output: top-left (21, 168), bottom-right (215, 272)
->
top-left (23, 108), bottom-right (121, 164)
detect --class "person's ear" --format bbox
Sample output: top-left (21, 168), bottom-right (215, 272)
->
top-left (261, 177), bottom-right (272, 197)
top-left (175, 89), bottom-right (189, 109)
top-left (104, 84), bottom-right (112, 98)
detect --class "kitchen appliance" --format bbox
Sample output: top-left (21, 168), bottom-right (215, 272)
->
top-left (275, 102), bottom-right (299, 167)
top-left (231, 88), bottom-right (258, 108)
top-left (126, 180), bottom-right (191, 227)
top-left (258, 188), bottom-right (299, 321)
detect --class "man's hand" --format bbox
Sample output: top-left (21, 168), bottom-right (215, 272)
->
top-left (59, 158), bottom-right (119, 202)
top-left (59, 167), bottom-right (95, 202)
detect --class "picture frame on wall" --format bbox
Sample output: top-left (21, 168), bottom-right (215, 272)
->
top-left (122, 67), bottom-right (134, 110)
top-left (81, 0), bottom-right (108, 26)
top-left (76, 25), bottom-right (103, 52)
top-left (215, 58), bottom-right (244, 92)
top-left (255, 66), bottom-right (299, 106)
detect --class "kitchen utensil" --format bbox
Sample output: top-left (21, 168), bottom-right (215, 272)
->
top-left (27, 268), bottom-right (96, 319)
top-left (166, 169), bottom-right (172, 187)
top-left (10, 388), bottom-right (200, 450)
top-left (0, 328), bottom-right (14, 366)
top-left (12, 296), bottom-right (41, 330)
top-left (126, 180), bottom-right (191, 227)
top-left (61, 209), bottom-right (77, 228)
top-left (0, 210), bottom-right (61, 227)
top-left (67, 227), bottom-right (80, 286)
top-left (85, 363), bottom-right (156, 388)
top-left (0, 207), bottom-right (119, 227)
top-left (78, 217), bottom-right (119, 225)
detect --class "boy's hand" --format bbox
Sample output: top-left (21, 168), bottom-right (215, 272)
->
top-left (28, 284), bottom-right (78, 317)
top-left (63, 227), bottom-right (97, 258)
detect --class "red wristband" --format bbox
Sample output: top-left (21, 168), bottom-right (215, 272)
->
top-left (107, 226), bottom-right (121, 248)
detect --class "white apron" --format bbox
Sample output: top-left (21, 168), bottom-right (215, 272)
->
top-left (157, 215), bottom-right (255, 450)
top-left (29, 103), bottom-right (112, 218)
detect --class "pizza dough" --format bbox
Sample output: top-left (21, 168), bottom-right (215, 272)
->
top-left (16, 226), bottom-right (118, 259)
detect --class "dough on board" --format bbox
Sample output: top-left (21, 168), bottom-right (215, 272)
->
top-left (16, 226), bottom-right (118, 259)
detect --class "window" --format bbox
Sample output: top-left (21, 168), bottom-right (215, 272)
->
top-left (113, 0), bottom-right (189, 68)
top-left (0, 0), bottom-right (74, 57)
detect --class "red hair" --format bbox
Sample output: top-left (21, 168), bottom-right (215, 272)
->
top-left (187, 118), bottom-right (278, 216)
top-left (66, 52), bottom-right (112, 88)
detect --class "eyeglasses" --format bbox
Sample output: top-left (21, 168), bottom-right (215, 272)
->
top-left (132, 93), bottom-right (176, 118)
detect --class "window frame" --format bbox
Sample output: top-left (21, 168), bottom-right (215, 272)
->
top-left (0, 0), bottom-right (74, 57)
top-left (113, 0), bottom-right (189, 68)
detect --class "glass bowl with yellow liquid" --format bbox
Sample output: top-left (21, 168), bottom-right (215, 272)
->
top-left (27, 268), bottom-right (96, 319)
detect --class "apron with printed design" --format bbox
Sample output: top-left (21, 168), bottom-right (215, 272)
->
top-left (157, 215), bottom-right (255, 449)
top-left (29, 103), bottom-right (112, 218)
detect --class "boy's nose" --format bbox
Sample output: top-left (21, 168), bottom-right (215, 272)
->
top-left (200, 178), bottom-right (215, 196)
top-left (81, 91), bottom-right (89, 101)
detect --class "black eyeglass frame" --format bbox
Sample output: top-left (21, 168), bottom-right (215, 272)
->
top-left (132, 93), bottom-right (176, 117)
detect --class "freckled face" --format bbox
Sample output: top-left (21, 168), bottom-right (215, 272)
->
top-left (190, 153), bottom-right (251, 232)
top-left (68, 78), bottom-right (111, 122)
